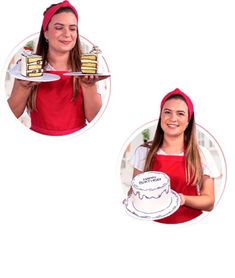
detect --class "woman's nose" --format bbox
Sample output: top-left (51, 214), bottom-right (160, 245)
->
top-left (169, 112), bottom-right (177, 121)
top-left (63, 28), bottom-right (70, 37)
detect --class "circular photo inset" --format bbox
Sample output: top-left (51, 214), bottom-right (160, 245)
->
top-left (120, 89), bottom-right (226, 225)
top-left (4, 1), bottom-right (111, 136)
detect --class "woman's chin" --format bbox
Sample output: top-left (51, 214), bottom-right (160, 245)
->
top-left (164, 130), bottom-right (183, 137)
top-left (56, 44), bottom-right (75, 53)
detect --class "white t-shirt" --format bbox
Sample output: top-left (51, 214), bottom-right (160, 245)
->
top-left (131, 145), bottom-right (220, 178)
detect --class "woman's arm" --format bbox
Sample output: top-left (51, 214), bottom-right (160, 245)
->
top-left (8, 79), bottom-right (37, 118)
top-left (127, 168), bottom-right (144, 197)
top-left (80, 76), bottom-right (102, 122)
top-left (180, 175), bottom-right (215, 211)
top-left (133, 168), bottom-right (143, 178)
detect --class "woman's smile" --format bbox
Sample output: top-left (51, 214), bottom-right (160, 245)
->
top-left (167, 123), bottom-right (180, 128)
top-left (59, 40), bottom-right (73, 45)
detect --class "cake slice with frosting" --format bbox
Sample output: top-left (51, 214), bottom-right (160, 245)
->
top-left (81, 54), bottom-right (97, 74)
top-left (80, 46), bottom-right (102, 74)
top-left (20, 49), bottom-right (43, 77)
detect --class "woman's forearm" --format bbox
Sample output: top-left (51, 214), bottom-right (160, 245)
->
top-left (8, 80), bottom-right (32, 118)
top-left (82, 84), bottom-right (102, 122)
top-left (8, 97), bottom-right (29, 118)
top-left (182, 194), bottom-right (214, 211)
top-left (180, 176), bottom-right (215, 211)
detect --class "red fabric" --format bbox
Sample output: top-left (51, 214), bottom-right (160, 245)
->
top-left (160, 88), bottom-right (194, 120)
top-left (43, 0), bottom-right (78, 32)
top-left (151, 154), bottom-right (202, 224)
top-left (30, 71), bottom-right (86, 136)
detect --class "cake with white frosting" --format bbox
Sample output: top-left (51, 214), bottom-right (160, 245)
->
top-left (20, 49), bottom-right (43, 77)
top-left (81, 46), bottom-right (102, 74)
top-left (131, 171), bottom-right (172, 214)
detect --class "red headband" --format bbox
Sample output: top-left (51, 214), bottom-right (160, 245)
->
top-left (42, 1), bottom-right (78, 32)
top-left (160, 88), bottom-right (194, 120)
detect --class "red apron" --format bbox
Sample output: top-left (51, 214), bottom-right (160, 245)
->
top-left (30, 71), bottom-right (86, 136)
top-left (151, 154), bottom-right (202, 224)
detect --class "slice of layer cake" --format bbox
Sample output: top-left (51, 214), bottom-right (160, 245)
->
top-left (20, 50), bottom-right (43, 77)
top-left (81, 54), bottom-right (97, 74)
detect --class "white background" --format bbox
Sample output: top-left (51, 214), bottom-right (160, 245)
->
top-left (0, 0), bottom-right (234, 277)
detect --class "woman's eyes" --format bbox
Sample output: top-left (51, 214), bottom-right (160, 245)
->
top-left (163, 110), bottom-right (185, 116)
top-left (55, 26), bottom-right (77, 31)
top-left (164, 110), bottom-right (171, 114)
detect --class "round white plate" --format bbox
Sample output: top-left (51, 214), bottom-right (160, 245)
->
top-left (8, 68), bottom-right (60, 82)
top-left (63, 72), bottom-right (111, 79)
top-left (124, 190), bottom-right (181, 221)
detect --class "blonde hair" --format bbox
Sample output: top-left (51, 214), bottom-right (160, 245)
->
top-left (144, 95), bottom-right (203, 189)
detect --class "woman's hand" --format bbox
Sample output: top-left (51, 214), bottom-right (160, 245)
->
top-left (127, 187), bottom-right (133, 197)
top-left (79, 75), bottom-right (99, 87)
top-left (179, 193), bottom-right (186, 206)
top-left (15, 78), bottom-right (40, 89)
top-left (122, 198), bottom-right (128, 205)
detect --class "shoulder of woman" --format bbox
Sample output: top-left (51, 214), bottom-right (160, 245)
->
top-left (199, 145), bottom-right (220, 178)
top-left (133, 145), bottom-right (148, 159)
top-left (130, 145), bottom-right (149, 172)
top-left (199, 145), bottom-right (211, 158)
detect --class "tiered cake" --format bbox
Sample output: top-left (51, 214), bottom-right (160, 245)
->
top-left (131, 171), bottom-right (172, 214)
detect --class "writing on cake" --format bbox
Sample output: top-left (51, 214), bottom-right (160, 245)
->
top-left (139, 176), bottom-right (161, 184)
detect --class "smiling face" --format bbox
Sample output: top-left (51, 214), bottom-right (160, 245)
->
top-left (160, 98), bottom-right (189, 138)
top-left (44, 11), bottom-right (78, 54)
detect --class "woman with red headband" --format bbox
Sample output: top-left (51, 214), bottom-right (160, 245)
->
top-left (8, 1), bottom-right (101, 136)
top-left (130, 88), bottom-right (220, 224)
